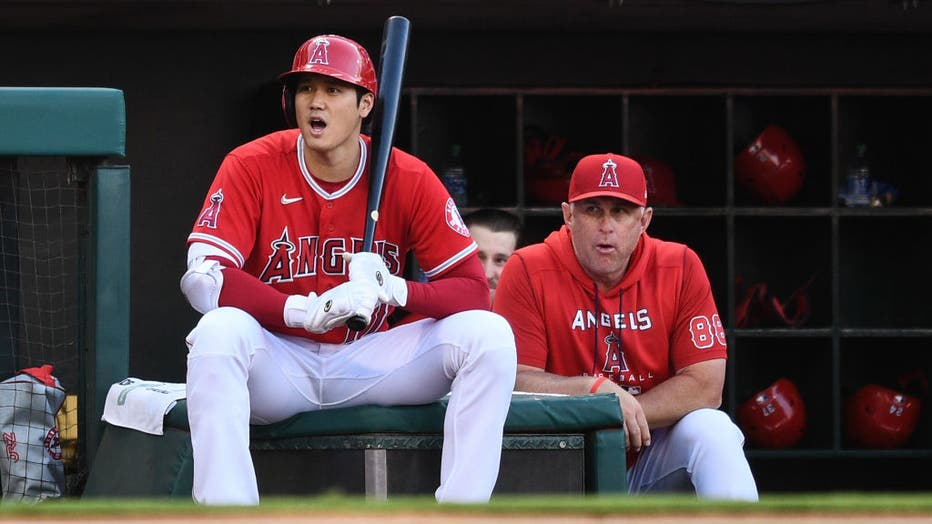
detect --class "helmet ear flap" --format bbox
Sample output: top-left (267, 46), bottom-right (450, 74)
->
top-left (281, 82), bottom-right (296, 128)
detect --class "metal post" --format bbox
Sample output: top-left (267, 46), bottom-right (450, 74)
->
top-left (364, 448), bottom-right (388, 500)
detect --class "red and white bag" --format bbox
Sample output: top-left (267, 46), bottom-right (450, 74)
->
top-left (0, 364), bottom-right (65, 503)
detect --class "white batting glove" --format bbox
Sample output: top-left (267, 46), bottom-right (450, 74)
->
top-left (283, 281), bottom-right (380, 334)
top-left (342, 252), bottom-right (408, 307)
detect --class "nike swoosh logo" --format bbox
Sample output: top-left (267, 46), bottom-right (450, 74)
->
top-left (281, 194), bottom-right (303, 205)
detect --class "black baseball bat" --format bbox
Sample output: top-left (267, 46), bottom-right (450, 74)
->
top-left (347, 15), bottom-right (411, 331)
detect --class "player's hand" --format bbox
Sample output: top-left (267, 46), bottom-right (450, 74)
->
top-left (283, 281), bottom-right (380, 334)
top-left (342, 251), bottom-right (408, 307)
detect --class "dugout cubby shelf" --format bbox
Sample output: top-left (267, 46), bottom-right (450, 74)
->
top-left (399, 87), bottom-right (932, 489)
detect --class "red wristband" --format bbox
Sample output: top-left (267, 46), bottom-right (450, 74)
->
top-left (589, 376), bottom-right (608, 394)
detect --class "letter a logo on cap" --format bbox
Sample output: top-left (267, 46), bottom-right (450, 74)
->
top-left (598, 158), bottom-right (620, 188)
top-left (308, 37), bottom-right (330, 65)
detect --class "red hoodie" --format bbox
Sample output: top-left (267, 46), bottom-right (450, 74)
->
top-left (494, 225), bottom-right (727, 396)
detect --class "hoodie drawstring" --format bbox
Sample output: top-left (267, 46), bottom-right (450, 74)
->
top-left (592, 284), bottom-right (625, 379)
top-left (617, 287), bottom-right (624, 371)
top-left (592, 283), bottom-right (599, 376)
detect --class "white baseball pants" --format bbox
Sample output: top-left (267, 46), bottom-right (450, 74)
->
top-left (626, 408), bottom-right (759, 501)
top-left (185, 307), bottom-right (517, 505)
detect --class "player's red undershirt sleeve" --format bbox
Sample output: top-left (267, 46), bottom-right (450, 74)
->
top-left (212, 255), bottom-right (489, 329)
top-left (213, 259), bottom-right (290, 330)
top-left (403, 254), bottom-right (490, 318)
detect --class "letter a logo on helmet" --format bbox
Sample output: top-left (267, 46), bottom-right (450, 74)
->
top-left (307, 37), bottom-right (330, 66)
top-left (599, 159), bottom-right (620, 188)
top-left (279, 34), bottom-right (378, 128)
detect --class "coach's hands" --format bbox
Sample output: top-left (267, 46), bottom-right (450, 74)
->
top-left (593, 379), bottom-right (650, 452)
top-left (617, 388), bottom-right (651, 453)
top-left (342, 252), bottom-right (408, 307)
top-left (283, 281), bottom-right (380, 334)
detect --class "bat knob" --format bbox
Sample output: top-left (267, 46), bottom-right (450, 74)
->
top-left (346, 315), bottom-right (368, 331)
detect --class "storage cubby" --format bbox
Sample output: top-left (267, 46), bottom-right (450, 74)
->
top-left (403, 87), bottom-right (932, 483)
top-left (837, 95), bottom-right (932, 207)
top-left (734, 216), bottom-right (832, 329)
top-left (840, 337), bottom-right (932, 452)
top-left (838, 216), bottom-right (932, 329)
top-left (522, 94), bottom-right (624, 158)
top-left (523, 94), bottom-right (623, 208)
top-left (408, 93), bottom-right (518, 207)
top-left (627, 94), bottom-right (727, 207)
top-left (733, 337), bottom-right (834, 451)
top-left (731, 95), bottom-right (832, 206)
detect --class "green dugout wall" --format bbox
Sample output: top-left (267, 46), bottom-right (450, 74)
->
top-left (0, 87), bottom-right (130, 468)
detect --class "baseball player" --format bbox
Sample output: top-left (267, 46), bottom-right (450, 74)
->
top-left (463, 208), bottom-right (522, 303)
top-left (493, 153), bottom-right (758, 501)
top-left (180, 34), bottom-right (516, 505)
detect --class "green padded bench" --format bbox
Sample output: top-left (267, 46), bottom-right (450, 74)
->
top-left (84, 392), bottom-right (626, 499)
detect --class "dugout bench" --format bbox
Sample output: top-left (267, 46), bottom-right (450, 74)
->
top-left (83, 392), bottom-right (626, 498)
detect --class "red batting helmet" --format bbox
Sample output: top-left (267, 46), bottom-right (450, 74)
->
top-left (525, 129), bottom-right (572, 205)
top-left (279, 35), bottom-right (377, 127)
top-left (737, 377), bottom-right (807, 449)
top-left (527, 169), bottom-right (572, 205)
top-left (734, 125), bottom-right (806, 205)
top-left (634, 156), bottom-right (682, 207)
top-left (845, 384), bottom-right (921, 449)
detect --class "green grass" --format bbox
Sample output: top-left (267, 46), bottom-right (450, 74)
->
top-left (1, 492), bottom-right (931, 517)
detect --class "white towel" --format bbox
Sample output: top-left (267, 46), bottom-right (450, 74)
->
top-left (101, 378), bottom-right (186, 436)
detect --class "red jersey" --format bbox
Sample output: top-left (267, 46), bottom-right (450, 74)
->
top-left (493, 226), bottom-right (727, 395)
top-left (188, 129), bottom-right (477, 344)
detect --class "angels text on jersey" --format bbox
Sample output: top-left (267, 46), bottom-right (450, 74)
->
top-left (573, 307), bottom-right (725, 391)
top-left (570, 307), bottom-right (725, 349)
top-left (259, 227), bottom-right (401, 283)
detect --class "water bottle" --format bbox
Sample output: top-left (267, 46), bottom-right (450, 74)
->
top-left (845, 143), bottom-right (872, 207)
top-left (441, 144), bottom-right (468, 207)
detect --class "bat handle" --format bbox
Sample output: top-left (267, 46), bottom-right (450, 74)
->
top-left (346, 315), bottom-right (368, 331)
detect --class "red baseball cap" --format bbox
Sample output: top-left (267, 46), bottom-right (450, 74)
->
top-left (568, 153), bottom-right (648, 206)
